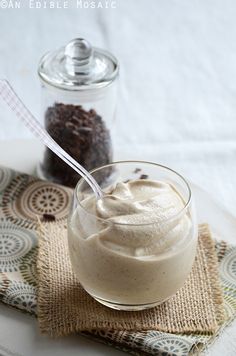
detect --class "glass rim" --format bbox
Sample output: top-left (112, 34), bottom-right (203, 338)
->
top-left (74, 160), bottom-right (192, 227)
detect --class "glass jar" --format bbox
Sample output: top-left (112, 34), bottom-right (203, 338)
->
top-left (68, 161), bottom-right (198, 311)
top-left (37, 38), bottom-right (119, 187)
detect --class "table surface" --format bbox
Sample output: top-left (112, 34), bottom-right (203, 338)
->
top-left (0, 139), bottom-right (236, 356)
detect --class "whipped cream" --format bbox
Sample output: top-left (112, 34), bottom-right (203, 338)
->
top-left (68, 179), bottom-right (197, 307)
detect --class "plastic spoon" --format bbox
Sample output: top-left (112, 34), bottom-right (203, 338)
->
top-left (0, 79), bottom-right (103, 199)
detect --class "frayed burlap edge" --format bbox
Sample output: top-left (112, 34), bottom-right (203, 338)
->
top-left (199, 225), bottom-right (225, 327)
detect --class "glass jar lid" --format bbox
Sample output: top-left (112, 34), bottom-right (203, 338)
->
top-left (38, 38), bottom-right (119, 91)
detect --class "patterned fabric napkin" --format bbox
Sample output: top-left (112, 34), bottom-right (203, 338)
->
top-left (0, 165), bottom-right (236, 355)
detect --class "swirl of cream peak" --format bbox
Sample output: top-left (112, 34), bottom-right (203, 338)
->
top-left (80, 179), bottom-right (192, 257)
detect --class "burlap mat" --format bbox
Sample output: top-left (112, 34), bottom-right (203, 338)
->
top-left (37, 223), bottom-right (225, 338)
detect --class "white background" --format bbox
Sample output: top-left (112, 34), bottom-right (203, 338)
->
top-left (0, 0), bottom-right (236, 214)
top-left (1, 0), bottom-right (236, 211)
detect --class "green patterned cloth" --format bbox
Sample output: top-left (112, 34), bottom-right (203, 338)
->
top-left (0, 165), bottom-right (236, 356)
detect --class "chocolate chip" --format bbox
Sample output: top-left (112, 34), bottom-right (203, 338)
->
top-left (134, 168), bottom-right (141, 174)
top-left (124, 179), bottom-right (130, 183)
top-left (139, 174), bottom-right (149, 179)
top-left (42, 213), bottom-right (56, 222)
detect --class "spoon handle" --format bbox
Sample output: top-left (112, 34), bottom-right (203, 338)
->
top-left (0, 80), bottom-right (102, 198)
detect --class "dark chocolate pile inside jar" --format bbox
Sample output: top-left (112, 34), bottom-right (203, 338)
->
top-left (41, 103), bottom-right (112, 187)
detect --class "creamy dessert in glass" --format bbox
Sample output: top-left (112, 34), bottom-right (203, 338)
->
top-left (68, 161), bottom-right (198, 311)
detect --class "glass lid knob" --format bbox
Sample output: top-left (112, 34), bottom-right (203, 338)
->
top-left (64, 38), bottom-right (93, 75)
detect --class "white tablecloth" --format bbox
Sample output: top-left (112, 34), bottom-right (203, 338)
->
top-left (0, 0), bottom-right (236, 214)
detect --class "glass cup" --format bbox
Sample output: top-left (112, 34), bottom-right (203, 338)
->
top-left (68, 161), bottom-right (198, 311)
